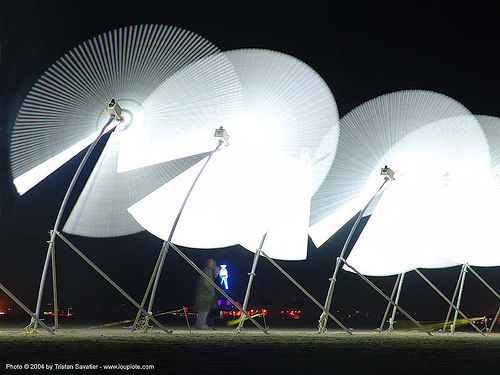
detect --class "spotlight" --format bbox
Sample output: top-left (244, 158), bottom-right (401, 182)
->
top-left (105, 99), bottom-right (123, 121)
top-left (214, 126), bottom-right (229, 145)
top-left (380, 165), bottom-right (395, 180)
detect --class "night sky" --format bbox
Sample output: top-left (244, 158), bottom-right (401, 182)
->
top-left (0, 0), bottom-right (499, 324)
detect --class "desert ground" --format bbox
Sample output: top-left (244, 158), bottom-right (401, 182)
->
top-left (0, 323), bottom-right (498, 374)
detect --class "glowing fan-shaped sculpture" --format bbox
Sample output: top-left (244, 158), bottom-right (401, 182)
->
top-left (309, 90), bottom-right (489, 256)
top-left (344, 115), bottom-right (491, 276)
top-left (434, 114), bottom-right (500, 268)
top-left (129, 49), bottom-right (339, 260)
top-left (10, 24), bottom-right (242, 238)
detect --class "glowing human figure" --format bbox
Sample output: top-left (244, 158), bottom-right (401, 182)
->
top-left (219, 265), bottom-right (229, 290)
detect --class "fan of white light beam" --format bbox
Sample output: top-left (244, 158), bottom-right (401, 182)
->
top-left (343, 115), bottom-right (491, 276)
top-left (440, 114), bottom-right (500, 268)
top-left (10, 24), bottom-right (241, 197)
top-left (63, 136), bottom-right (210, 237)
top-left (309, 90), bottom-right (490, 250)
top-left (129, 49), bottom-right (339, 260)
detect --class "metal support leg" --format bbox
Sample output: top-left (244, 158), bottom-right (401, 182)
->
top-left (56, 231), bottom-right (172, 334)
top-left (451, 264), bottom-right (468, 334)
top-left (183, 306), bottom-right (192, 334)
top-left (318, 178), bottom-right (389, 334)
top-left (379, 274), bottom-right (401, 332)
top-left (168, 242), bottom-right (268, 334)
top-left (236, 233), bottom-right (266, 333)
top-left (50, 235), bottom-right (58, 329)
top-left (443, 265), bottom-right (465, 333)
top-left (488, 307), bottom-right (500, 335)
top-left (0, 282), bottom-right (54, 334)
top-left (134, 141), bottom-right (223, 330)
top-left (33, 116), bottom-right (116, 330)
top-left (342, 259), bottom-right (432, 335)
top-left (414, 268), bottom-right (483, 336)
top-left (261, 251), bottom-right (352, 334)
top-left (132, 241), bottom-right (168, 330)
top-left (388, 272), bottom-right (405, 333)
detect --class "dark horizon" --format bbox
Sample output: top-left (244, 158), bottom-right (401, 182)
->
top-left (0, 0), bottom-right (499, 328)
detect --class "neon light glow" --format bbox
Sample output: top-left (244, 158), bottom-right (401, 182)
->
top-left (219, 264), bottom-right (229, 290)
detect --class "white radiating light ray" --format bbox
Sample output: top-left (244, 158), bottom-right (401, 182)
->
top-left (346, 115), bottom-right (500, 275)
top-left (117, 53), bottom-right (243, 172)
top-left (309, 90), bottom-right (487, 249)
top-left (10, 25), bottom-right (241, 199)
top-left (341, 116), bottom-right (491, 276)
top-left (129, 49), bottom-right (339, 260)
top-left (13, 130), bottom-right (104, 195)
top-left (63, 130), bottom-right (209, 237)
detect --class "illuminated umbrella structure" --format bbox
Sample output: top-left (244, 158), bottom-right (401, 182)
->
top-left (127, 49), bottom-right (349, 333)
top-left (436, 115), bottom-right (500, 334)
top-left (309, 90), bottom-right (491, 335)
top-left (9, 24), bottom-right (242, 332)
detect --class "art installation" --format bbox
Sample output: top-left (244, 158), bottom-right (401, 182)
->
top-left (9, 24), bottom-right (242, 331)
top-left (310, 90), bottom-right (496, 334)
top-left (128, 49), bottom-right (347, 333)
top-left (5, 22), bottom-right (499, 338)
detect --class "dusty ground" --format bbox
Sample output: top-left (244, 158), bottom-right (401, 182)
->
top-left (0, 325), bottom-right (498, 374)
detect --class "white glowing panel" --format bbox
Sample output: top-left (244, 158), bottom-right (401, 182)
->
top-left (10, 24), bottom-right (241, 195)
top-left (63, 128), bottom-right (209, 237)
top-left (128, 49), bottom-right (339, 260)
top-left (13, 131), bottom-right (104, 195)
top-left (478, 115), bottom-right (500, 176)
top-left (221, 49), bottom-right (339, 194)
top-left (449, 115), bottom-right (500, 267)
top-left (117, 53), bottom-right (243, 172)
top-left (310, 90), bottom-right (487, 249)
top-left (129, 150), bottom-right (313, 260)
top-left (342, 116), bottom-right (491, 276)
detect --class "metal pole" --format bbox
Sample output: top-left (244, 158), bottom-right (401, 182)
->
top-left (183, 306), bottom-right (192, 334)
top-left (379, 274), bottom-right (402, 332)
top-left (134, 140), bottom-right (223, 330)
top-left (488, 307), bottom-right (500, 335)
top-left (55, 231), bottom-right (172, 334)
top-left (0, 282), bottom-right (54, 334)
top-left (32, 115), bottom-right (116, 330)
top-left (413, 268), bottom-right (483, 336)
top-left (168, 242), bottom-right (268, 334)
top-left (236, 233), bottom-right (266, 333)
top-left (443, 265), bottom-right (465, 333)
top-left (50, 234), bottom-right (59, 329)
top-left (132, 241), bottom-right (167, 329)
top-left (261, 251), bottom-right (352, 335)
top-left (318, 178), bottom-right (389, 334)
top-left (451, 264), bottom-right (468, 334)
top-left (388, 272), bottom-right (405, 333)
top-left (342, 258), bottom-right (432, 336)
top-left (466, 265), bottom-right (500, 301)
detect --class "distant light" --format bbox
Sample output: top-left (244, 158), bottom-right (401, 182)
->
top-left (219, 264), bottom-right (229, 290)
top-left (217, 299), bottom-right (222, 306)
top-left (225, 300), bottom-right (230, 306)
